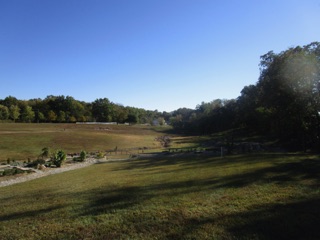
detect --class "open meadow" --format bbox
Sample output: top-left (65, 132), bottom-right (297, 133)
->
top-left (0, 123), bottom-right (168, 162)
top-left (0, 124), bottom-right (320, 239)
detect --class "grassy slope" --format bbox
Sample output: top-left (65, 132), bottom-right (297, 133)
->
top-left (0, 123), bottom-right (166, 161)
top-left (1, 152), bottom-right (319, 239)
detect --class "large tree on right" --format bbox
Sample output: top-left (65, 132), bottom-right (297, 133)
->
top-left (257, 42), bottom-right (320, 150)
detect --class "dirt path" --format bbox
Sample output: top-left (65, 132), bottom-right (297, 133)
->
top-left (0, 158), bottom-right (98, 188)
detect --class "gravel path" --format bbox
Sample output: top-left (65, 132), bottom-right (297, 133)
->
top-left (0, 158), bottom-right (98, 188)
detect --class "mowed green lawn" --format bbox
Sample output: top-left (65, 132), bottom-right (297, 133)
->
top-left (1, 152), bottom-right (319, 239)
top-left (0, 123), bottom-right (166, 161)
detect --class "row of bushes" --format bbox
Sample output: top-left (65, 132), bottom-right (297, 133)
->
top-left (0, 149), bottom-right (90, 177)
top-left (0, 167), bottom-right (34, 177)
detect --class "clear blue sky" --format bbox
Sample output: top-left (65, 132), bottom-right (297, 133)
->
top-left (1, 0), bottom-right (319, 112)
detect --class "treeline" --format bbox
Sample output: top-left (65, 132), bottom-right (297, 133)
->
top-left (1, 42), bottom-right (319, 150)
top-left (0, 95), bottom-right (167, 125)
top-left (169, 42), bottom-right (320, 151)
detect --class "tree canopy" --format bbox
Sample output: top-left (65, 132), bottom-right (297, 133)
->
top-left (168, 42), bottom-right (320, 151)
top-left (0, 95), bottom-right (165, 125)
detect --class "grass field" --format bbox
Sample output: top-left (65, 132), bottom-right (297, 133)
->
top-left (0, 123), bottom-right (169, 162)
top-left (1, 124), bottom-right (320, 239)
top-left (1, 152), bottom-right (319, 239)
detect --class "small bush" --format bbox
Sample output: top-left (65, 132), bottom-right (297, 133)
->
top-left (52, 150), bottom-right (66, 167)
top-left (2, 168), bottom-right (23, 176)
top-left (44, 161), bottom-right (52, 168)
top-left (27, 159), bottom-right (46, 168)
top-left (80, 150), bottom-right (87, 162)
top-left (11, 161), bottom-right (21, 167)
top-left (0, 167), bottom-right (34, 177)
top-left (96, 151), bottom-right (105, 159)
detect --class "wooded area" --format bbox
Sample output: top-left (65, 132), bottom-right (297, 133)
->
top-left (0, 96), bottom-right (165, 125)
top-left (1, 42), bottom-right (319, 151)
top-left (170, 42), bottom-right (320, 151)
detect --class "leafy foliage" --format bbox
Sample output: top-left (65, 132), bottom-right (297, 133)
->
top-left (52, 150), bottom-right (66, 167)
top-left (168, 42), bottom-right (320, 151)
top-left (79, 150), bottom-right (87, 162)
top-left (0, 95), bottom-right (165, 124)
top-left (41, 147), bottom-right (50, 159)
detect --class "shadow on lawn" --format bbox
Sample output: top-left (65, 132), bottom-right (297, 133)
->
top-left (0, 205), bottom-right (62, 222)
top-left (92, 157), bottom-right (320, 200)
top-left (158, 197), bottom-right (320, 239)
top-left (114, 153), bottom-right (320, 186)
top-left (79, 154), bottom-right (320, 238)
top-left (225, 197), bottom-right (320, 240)
top-left (116, 152), bottom-right (298, 168)
top-left (2, 152), bottom-right (319, 239)
top-left (77, 183), bottom-right (320, 239)
top-left (79, 185), bottom-right (153, 216)
top-left (215, 158), bottom-right (320, 188)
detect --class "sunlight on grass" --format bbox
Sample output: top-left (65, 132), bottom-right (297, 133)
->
top-left (1, 152), bottom-right (319, 239)
top-left (0, 123), bottom-right (164, 161)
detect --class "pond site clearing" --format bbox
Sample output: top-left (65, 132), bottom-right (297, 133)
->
top-left (0, 123), bottom-right (319, 239)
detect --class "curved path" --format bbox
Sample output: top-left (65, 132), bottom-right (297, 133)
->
top-left (0, 158), bottom-right (98, 188)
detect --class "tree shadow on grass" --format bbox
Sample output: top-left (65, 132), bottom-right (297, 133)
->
top-left (78, 185), bottom-right (153, 217)
top-left (158, 197), bottom-right (320, 240)
top-left (75, 182), bottom-right (320, 239)
top-left (0, 205), bottom-right (63, 222)
top-left (215, 158), bottom-right (320, 189)
top-left (225, 197), bottom-right (320, 240)
top-left (8, 153), bottom-right (313, 239)
top-left (112, 153), bottom-right (320, 185)
top-left (79, 157), bottom-right (320, 213)
top-left (2, 152), bottom-right (317, 239)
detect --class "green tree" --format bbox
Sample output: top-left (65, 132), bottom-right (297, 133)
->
top-left (9, 105), bottom-right (20, 122)
top-left (0, 104), bottom-right (9, 120)
top-left (37, 111), bottom-right (45, 123)
top-left (69, 116), bottom-right (77, 122)
top-left (2, 96), bottom-right (19, 108)
top-left (111, 104), bottom-right (128, 123)
top-left (47, 110), bottom-right (57, 122)
top-left (127, 113), bottom-right (138, 124)
top-left (92, 98), bottom-right (112, 122)
top-left (257, 42), bottom-right (320, 150)
top-left (57, 110), bottom-right (66, 122)
top-left (21, 105), bottom-right (35, 122)
top-left (237, 85), bottom-right (260, 129)
top-left (158, 117), bottom-right (166, 126)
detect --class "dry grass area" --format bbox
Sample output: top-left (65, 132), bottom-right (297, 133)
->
top-left (0, 123), bottom-right (167, 162)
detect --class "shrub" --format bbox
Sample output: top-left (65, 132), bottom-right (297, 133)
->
top-left (41, 147), bottom-right (50, 159)
top-left (79, 150), bottom-right (87, 162)
top-left (2, 168), bottom-right (23, 176)
top-left (52, 150), bottom-right (66, 167)
top-left (96, 151), bottom-right (105, 159)
top-left (11, 161), bottom-right (20, 167)
top-left (0, 167), bottom-right (34, 176)
top-left (27, 159), bottom-right (46, 168)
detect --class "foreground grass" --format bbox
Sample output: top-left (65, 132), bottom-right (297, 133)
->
top-left (1, 152), bottom-right (319, 239)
